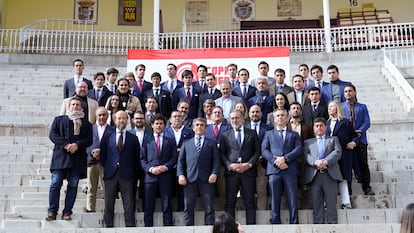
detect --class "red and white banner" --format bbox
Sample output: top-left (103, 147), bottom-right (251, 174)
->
top-left (127, 47), bottom-right (290, 84)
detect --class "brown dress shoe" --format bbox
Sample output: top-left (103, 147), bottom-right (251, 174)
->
top-left (61, 213), bottom-right (72, 220)
top-left (45, 213), bottom-right (56, 221)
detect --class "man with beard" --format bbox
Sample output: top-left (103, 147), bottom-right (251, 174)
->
top-left (100, 110), bottom-right (140, 227)
top-left (46, 97), bottom-right (92, 221)
top-left (60, 81), bottom-right (99, 124)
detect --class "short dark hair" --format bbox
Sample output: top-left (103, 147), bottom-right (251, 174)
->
top-left (206, 73), bottom-right (216, 80)
top-left (94, 72), bottom-right (105, 81)
top-left (117, 77), bottom-right (129, 86)
top-left (151, 113), bottom-right (166, 125)
top-left (309, 86), bottom-right (321, 93)
top-left (314, 117), bottom-right (327, 125)
top-left (107, 67), bottom-right (119, 75)
top-left (145, 96), bottom-right (158, 104)
top-left (238, 68), bottom-right (249, 76)
top-left (135, 64), bottom-right (145, 71)
top-left (299, 64), bottom-right (309, 70)
top-left (197, 64), bottom-right (208, 72)
top-left (292, 74), bottom-right (304, 81)
top-left (274, 68), bottom-right (285, 75)
top-left (327, 64), bottom-right (339, 72)
top-left (151, 72), bottom-right (162, 81)
top-left (167, 63), bottom-right (177, 70)
top-left (289, 101), bottom-right (302, 110)
top-left (258, 61), bottom-right (269, 68)
top-left (345, 84), bottom-right (356, 91)
top-left (73, 58), bottom-right (84, 66)
top-left (310, 64), bottom-right (323, 73)
top-left (212, 213), bottom-right (238, 233)
top-left (181, 69), bottom-right (194, 78)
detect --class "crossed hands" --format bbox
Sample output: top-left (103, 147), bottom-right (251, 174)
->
top-left (314, 159), bottom-right (327, 170)
top-left (150, 165), bottom-right (168, 175)
top-left (273, 156), bottom-right (288, 170)
top-left (64, 143), bottom-right (79, 154)
top-left (229, 163), bottom-right (251, 173)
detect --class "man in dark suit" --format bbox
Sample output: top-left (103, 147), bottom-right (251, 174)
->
top-left (177, 118), bottom-right (221, 226)
top-left (227, 63), bottom-right (240, 88)
top-left (299, 64), bottom-right (316, 90)
top-left (164, 110), bottom-right (194, 211)
top-left (105, 67), bottom-right (119, 94)
top-left (172, 70), bottom-right (200, 120)
top-left (100, 110), bottom-right (140, 227)
top-left (161, 63), bottom-right (184, 95)
top-left (144, 72), bottom-right (172, 119)
top-left (304, 117), bottom-right (343, 224)
top-left (246, 104), bottom-right (272, 210)
top-left (220, 110), bottom-right (260, 224)
top-left (132, 64), bottom-right (153, 107)
top-left (87, 72), bottom-right (112, 107)
top-left (85, 107), bottom-right (113, 213)
top-left (262, 109), bottom-right (302, 224)
top-left (269, 68), bottom-right (294, 97)
top-left (46, 97), bottom-right (92, 221)
top-left (193, 64), bottom-right (208, 93)
top-left (321, 64), bottom-right (352, 104)
top-left (342, 84), bottom-right (375, 195)
top-left (198, 73), bottom-right (221, 117)
top-left (310, 65), bottom-right (328, 90)
top-left (63, 58), bottom-right (93, 98)
top-left (302, 87), bottom-right (329, 127)
top-left (287, 74), bottom-right (309, 107)
top-left (129, 111), bottom-right (152, 211)
top-left (140, 114), bottom-right (177, 227)
top-left (232, 68), bottom-right (257, 103)
top-left (247, 77), bottom-right (274, 123)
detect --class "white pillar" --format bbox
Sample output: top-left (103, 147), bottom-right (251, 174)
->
top-left (323, 0), bottom-right (333, 53)
top-left (153, 0), bottom-right (160, 49)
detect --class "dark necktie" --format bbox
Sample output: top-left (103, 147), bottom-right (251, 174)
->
top-left (279, 130), bottom-right (284, 144)
top-left (117, 131), bottom-right (123, 151)
top-left (186, 87), bottom-right (191, 102)
top-left (243, 85), bottom-right (247, 98)
top-left (210, 88), bottom-right (214, 96)
top-left (236, 128), bottom-right (242, 147)
top-left (169, 81), bottom-right (174, 93)
top-left (155, 89), bottom-right (160, 99)
top-left (196, 136), bottom-right (202, 155)
top-left (312, 104), bottom-right (317, 112)
top-left (156, 134), bottom-right (161, 155)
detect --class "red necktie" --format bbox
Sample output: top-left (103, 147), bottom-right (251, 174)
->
top-left (213, 124), bottom-right (219, 137)
top-left (186, 88), bottom-right (191, 102)
top-left (138, 79), bottom-right (143, 91)
top-left (156, 134), bottom-right (161, 155)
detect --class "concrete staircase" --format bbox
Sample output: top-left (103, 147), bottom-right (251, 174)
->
top-left (0, 51), bottom-right (410, 232)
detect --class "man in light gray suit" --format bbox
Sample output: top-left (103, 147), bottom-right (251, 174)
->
top-left (303, 117), bottom-right (342, 224)
top-left (215, 80), bottom-right (243, 122)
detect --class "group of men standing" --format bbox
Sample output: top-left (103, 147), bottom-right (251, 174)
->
top-left (45, 58), bottom-right (374, 226)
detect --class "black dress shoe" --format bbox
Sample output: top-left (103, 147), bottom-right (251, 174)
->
top-left (341, 203), bottom-right (352, 209)
top-left (45, 213), bottom-right (56, 221)
top-left (364, 188), bottom-right (375, 195)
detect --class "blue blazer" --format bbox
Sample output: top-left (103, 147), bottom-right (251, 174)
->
top-left (49, 115), bottom-right (93, 178)
top-left (132, 79), bottom-right (153, 106)
top-left (246, 93), bottom-right (274, 123)
top-left (161, 80), bottom-right (184, 95)
top-left (172, 86), bottom-right (201, 120)
top-left (100, 131), bottom-right (140, 181)
top-left (87, 86), bottom-right (112, 107)
top-left (86, 124), bottom-right (114, 164)
top-left (140, 135), bottom-right (177, 183)
top-left (321, 80), bottom-right (352, 104)
top-left (232, 85), bottom-right (257, 103)
top-left (342, 102), bottom-right (370, 144)
top-left (205, 123), bottom-right (232, 146)
top-left (262, 129), bottom-right (302, 176)
top-left (164, 126), bottom-right (194, 152)
top-left (177, 137), bottom-right (221, 183)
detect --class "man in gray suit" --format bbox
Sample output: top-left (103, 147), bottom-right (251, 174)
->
top-left (177, 118), bottom-right (221, 226)
top-left (215, 80), bottom-right (243, 122)
top-left (303, 117), bottom-right (342, 224)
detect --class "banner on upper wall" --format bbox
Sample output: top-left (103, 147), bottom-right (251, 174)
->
top-left (127, 47), bottom-right (290, 84)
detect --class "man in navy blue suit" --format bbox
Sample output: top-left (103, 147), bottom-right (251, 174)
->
top-left (172, 70), bottom-right (200, 120)
top-left (198, 73), bottom-right (222, 117)
top-left (205, 106), bottom-right (232, 147)
top-left (232, 68), bottom-right (257, 103)
top-left (87, 72), bottom-right (112, 107)
top-left (100, 110), bottom-right (140, 227)
top-left (143, 72), bottom-right (172, 119)
top-left (132, 64), bottom-right (153, 107)
top-left (342, 84), bottom-right (375, 195)
top-left (220, 110), bottom-right (260, 224)
top-left (161, 63), bottom-right (184, 95)
top-left (246, 104), bottom-right (272, 210)
top-left (177, 118), bottom-right (221, 226)
top-left (310, 65), bottom-right (328, 90)
top-left (247, 77), bottom-right (274, 123)
top-left (140, 114), bottom-right (177, 227)
top-left (164, 110), bottom-right (195, 211)
top-left (46, 97), bottom-right (92, 221)
top-left (85, 107), bottom-right (113, 213)
top-left (321, 64), bottom-right (352, 104)
top-left (262, 109), bottom-right (302, 224)
top-left (63, 59), bottom-right (93, 98)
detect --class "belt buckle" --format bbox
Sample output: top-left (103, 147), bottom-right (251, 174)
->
top-left (319, 169), bottom-right (325, 173)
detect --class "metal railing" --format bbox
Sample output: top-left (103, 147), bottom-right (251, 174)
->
top-left (1, 21), bottom-right (413, 55)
